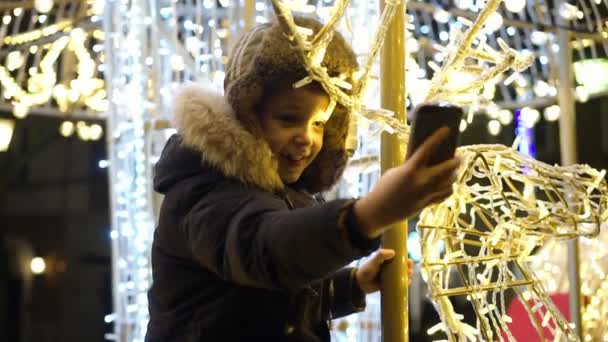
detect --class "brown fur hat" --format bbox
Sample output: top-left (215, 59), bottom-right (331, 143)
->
top-left (223, 16), bottom-right (359, 193)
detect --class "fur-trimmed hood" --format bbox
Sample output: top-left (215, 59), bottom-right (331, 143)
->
top-left (158, 83), bottom-right (350, 194)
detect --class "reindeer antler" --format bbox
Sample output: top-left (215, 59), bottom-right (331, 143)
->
top-left (269, 0), bottom-right (408, 136)
top-left (424, 0), bottom-right (534, 109)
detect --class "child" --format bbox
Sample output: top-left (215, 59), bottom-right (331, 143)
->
top-left (145, 16), bottom-right (460, 341)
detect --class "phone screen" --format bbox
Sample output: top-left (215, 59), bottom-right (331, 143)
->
top-left (406, 103), bottom-right (463, 165)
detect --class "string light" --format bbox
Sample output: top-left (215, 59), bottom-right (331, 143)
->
top-left (424, 0), bottom-right (534, 108)
top-left (543, 105), bottom-right (560, 121)
top-left (487, 119), bottom-right (501, 135)
top-left (419, 143), bottom-right (607, 341)
top-left (59, 121), bottom-right (75, 137)
top-left (0, 26), bottom-right (107, 116)
top-left (30, 257), bottom-right (46, 274)
top-left (576, 86), bottom-right (590, 102)
top-left (505, 0), bottom-right (526, 13)
top-left (2, 19), bottom-right (72, 46)
top-left (0, 119), bottom-right (15, 152)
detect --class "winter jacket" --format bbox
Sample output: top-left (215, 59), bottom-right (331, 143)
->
top-left (145, 85), bottom-right (380, 342)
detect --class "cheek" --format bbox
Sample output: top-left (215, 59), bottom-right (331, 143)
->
top-left (265, 130), bottom-right (291, 154)
top-left (312, 131), bottom-right (324, 155)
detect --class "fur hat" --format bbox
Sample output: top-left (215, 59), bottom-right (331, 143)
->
top-left (223, 16), bottom-right (359, 193)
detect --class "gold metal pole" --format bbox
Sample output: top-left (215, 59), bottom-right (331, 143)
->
top-left (243, 0), bottom-right (255, 32)
top-left (554, 2), bottom-right (583, 336)
top-left (379, 0), bottom-right (408, 341)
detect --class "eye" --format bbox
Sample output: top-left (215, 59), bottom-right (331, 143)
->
top-left (313, 120), bottom-right (326, 128)
top-left (277, 114), bottom-right (298, 124)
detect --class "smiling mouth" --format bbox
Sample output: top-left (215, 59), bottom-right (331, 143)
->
top-left (281, 154), bottom-right (310, 167)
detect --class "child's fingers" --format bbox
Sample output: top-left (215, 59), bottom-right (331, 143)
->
top-left (408, 127), bottom-right (450, 167)
top-left (426, 157), bottom-right (461, 181)
top-left (373, 248), bottom-right (396, 265)
top-left (428, 186), bottom-right (454, 205)
top-left (432, 176), bottom-right (457, 195)
top-left (403, 259), bottom-right (414, 278)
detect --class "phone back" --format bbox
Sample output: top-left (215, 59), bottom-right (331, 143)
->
top-left (406, 103), bottom-right (463, 165)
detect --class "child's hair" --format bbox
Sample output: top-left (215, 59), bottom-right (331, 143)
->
top-left (223, 16), bottom-right (359, 192)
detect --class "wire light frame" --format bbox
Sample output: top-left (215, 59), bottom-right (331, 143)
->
top-left (419, 142), bottom-right (608, 341)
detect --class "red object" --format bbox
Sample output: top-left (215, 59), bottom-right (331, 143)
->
top-left (501, 293), bottom-right (570, 341)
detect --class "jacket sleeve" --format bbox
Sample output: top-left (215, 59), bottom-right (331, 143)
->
top-left (182, 181), bottom-right (380, 290)
top-left (327, 267), bottom-right (367, 319)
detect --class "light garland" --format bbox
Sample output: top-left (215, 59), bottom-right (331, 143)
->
top-left (270, 0), bottom-right (409, 147)
top-left (423, 0), bottom-right (534, 110)
top-left (583, 273), bottom-right (608, 341)
top-left (2, 19), bottom-right (72, 46)
top-left (0, 27), bottom-right (107, 117)
top-left (103, 0), bottom-right (245, 338)
top-left (419, 142), bottom-right (608, 341)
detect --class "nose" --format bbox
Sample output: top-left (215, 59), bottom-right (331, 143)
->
top-left (293, 125), bottom-right (314, 146)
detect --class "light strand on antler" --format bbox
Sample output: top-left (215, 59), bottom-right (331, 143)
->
top-left (423, 0), bottom-right (534, 108)
top-left (270, 0), bottom-right (406, 135)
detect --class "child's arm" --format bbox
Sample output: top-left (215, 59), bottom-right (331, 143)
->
top-left (182, 128), bottom-right (459, 292)
top-left (352, 127), bottom-right (461, 238)
top-left (326, 267), bottom-right (366, 319)
top-left (182, 185), bottom-right (380, 291)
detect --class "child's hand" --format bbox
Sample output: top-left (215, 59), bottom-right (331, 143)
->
top-left (356, 249), bottom-right (415, 294)
top-left (353, 127), bottom-right (461, 238)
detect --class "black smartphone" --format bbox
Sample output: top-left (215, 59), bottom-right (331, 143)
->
top-left (406, 103), bottom-right (463, 165)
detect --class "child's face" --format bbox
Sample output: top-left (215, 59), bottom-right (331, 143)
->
top-left (258, 84), bottom-right (330, 184)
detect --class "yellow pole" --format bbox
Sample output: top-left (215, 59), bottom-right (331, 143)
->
top-left (244, 0), bottom-right (255, 32)
top-left (379, 0), bottom-right (408, 341)
top-left (554, 1), bottom-right (583, 336)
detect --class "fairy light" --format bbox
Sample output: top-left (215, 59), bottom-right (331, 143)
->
top-left (34, 0), bottom-right (54, 13)
top-left (59, 121), bottom-right (75, 137)
top-left (30, 257), bottom-right (46, 274)
top-left (419, 143), bottom-right (607, 341)
top-left (102, 0), bottom-right (245, 336)
top-left (488, 119), bottom-right (501, 135)
top-left (484, 12), bottom-right (503, 33)
top-left (576, 86), bottom-right (590, 102)
top-left (559, 3), bottom-right (580, 20)
top-left (531, 31), bottom-right (549, 45)
top-left (0, 26), bottom-right (106, 115)
top-left (2, 19), bottom-right (72, 46)
top-left (105, 1), bottom-right (154, 334)
top-left (0, 119), bottom-right (15, 152)
top-left (505, 0), bottom-right (526, 13)
top-left (424, 0), bottom-right (534, 107)
top-left (434, 9), bottom-right (451, 23)
top-left (270, 0), bottom-right (410, 143)
top-left (543, 105), bottom-right (560, 121)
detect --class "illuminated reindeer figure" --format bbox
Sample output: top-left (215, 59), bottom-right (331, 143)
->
top-left (418, 144), bottom-right (608, 341)
top-left (411, 1), bottom-right (607, 340)
top-left (268, 1), bottom-right (608, 341)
